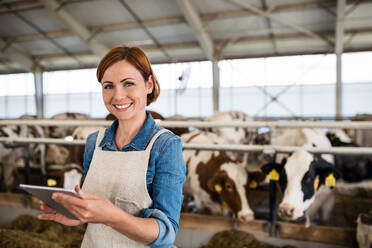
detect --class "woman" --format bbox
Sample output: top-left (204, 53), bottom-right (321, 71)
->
top-left (39, 46), bottom-right (186, 248)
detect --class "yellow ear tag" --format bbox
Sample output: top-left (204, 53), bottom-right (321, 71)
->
top-left (222, 201), bottom-right (231, 211)
top-left (325, 173), bottom-right (336, 187)
top-left (249, 180), bottom-right (258, 189)
top-left (47, 178), bottom-right (57, 187)
top-left (269, 169), bottom-right (280, 181)
top-left (314, 178), bottom-right (319, 191)
top-left (214, 184), bottom-right (222, 193)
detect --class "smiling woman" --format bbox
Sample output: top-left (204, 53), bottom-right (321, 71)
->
top-left (38, 46), bottom-right (186, 248)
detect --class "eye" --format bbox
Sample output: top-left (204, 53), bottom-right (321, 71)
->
top-left (225, 183), bottom-right (233, 192)
top-left (103, 84), bottom-right (113, 90)
top-left (124, 81), bottom-right (134, 87)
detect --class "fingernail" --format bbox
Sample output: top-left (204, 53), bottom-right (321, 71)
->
top-left (52, 193), bottom-right (56, 199)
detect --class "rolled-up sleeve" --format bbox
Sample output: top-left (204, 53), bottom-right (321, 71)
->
top-left (142, 135), bottom-right (186, 248)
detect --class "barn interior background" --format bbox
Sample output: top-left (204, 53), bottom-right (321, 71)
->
top-left (0, 0), bottom-right (372, 248)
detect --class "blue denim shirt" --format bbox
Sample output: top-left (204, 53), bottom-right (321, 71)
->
top-left (82, 112), bottom-right (186, 248)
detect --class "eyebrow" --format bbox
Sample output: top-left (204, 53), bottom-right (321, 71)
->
top-left (120, 77), bottom-right (134, 82)
top-left (102, 77), bottom-right (134, 85)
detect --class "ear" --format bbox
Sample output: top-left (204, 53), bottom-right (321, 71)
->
top-left (314, 158), bottom-right (338, 187)
top-left (247, 170), bottom-right (267, 188)
top-left (146, 75), bottom-right (154, 94)
top-left (207, 170), bottom-right (224, 193)
top-left (261, 162), bottom-right (275, 175)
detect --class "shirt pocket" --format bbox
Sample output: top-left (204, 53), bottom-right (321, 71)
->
top-left (115, 197), bottom-right (142, 217)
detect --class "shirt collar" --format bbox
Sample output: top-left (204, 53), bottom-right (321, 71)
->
top-left (99, 111), bottom-right (157, 151)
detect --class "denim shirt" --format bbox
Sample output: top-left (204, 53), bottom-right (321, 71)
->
top-left (82, 112), bottom-right (186, 248)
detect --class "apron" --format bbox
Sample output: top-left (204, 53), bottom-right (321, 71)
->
top-left (81, 128), bottom-right (168, 248)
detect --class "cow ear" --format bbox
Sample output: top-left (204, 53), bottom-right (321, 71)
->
top-left (247, 171), bottom-right (267, 189)
top-left (261, 163), bottom-right (275, 174)
top-left (314, 158), bottom-right (339, 187)
top-left (207, 170), bottom-right (224, 192)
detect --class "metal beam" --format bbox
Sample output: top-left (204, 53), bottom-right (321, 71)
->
top-left (0, 38), bottom-right (34, 71)
top-left (229, 0), bottom-right (334, 47)
top-left (176, 0), bottom-right (214, 60)
top-left (6, 0), bottom-right (372, 43)
top-left (39, 0), bottom-right (108, 58)
top-left (33, 66), bottom-right (44, 118)
top-left (117, 0), bottom-right (172, 60)
top-left (260, 0), bottom-right (277, 54)
top-left (335, 0), bottom-right (346, 120)
top-left (212, 59), bottom-right (220, 112)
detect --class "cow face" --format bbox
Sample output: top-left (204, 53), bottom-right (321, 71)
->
top-left (207, 163), bottom-right (254, 222)
top-left (261, 150), bottom-right (339, 220)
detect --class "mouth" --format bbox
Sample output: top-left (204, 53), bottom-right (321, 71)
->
top-left (113, 103), bottom-right (132, 111)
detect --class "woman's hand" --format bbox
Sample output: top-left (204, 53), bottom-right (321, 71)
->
top-left (38, 201), bottom-right (83, 226)
top-left (44, 185), bottom-right (119, 225)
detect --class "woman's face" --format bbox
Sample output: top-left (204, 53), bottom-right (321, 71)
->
top-left (101, 60), bottom-right (153, 121)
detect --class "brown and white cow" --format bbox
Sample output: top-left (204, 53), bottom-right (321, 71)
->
top-left (47, 112), bottom-right (91, 138)
top-left (261, 128), bottom-right (338, 224)
top-left (181, 129), bottom-right (263, 222)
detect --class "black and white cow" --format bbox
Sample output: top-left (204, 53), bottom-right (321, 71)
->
top-left (181, 129), bottom-right (265, 222)
top-left (357, 210), bottom-right (372, 248)
top-left (0, 119), bottom-right (45, 190)
top-left (327, 129), bottom-right (372, 182)
top-left (204, 111), bottom-right (269, 167)
top-left (261, 128), bottom-right (339, 223)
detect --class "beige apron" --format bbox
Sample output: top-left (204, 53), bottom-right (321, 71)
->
top-left (81, 128), bottom-right (168, 248)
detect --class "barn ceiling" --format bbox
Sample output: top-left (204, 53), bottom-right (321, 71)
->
top-left (0, 0), bottom-right (372, 74)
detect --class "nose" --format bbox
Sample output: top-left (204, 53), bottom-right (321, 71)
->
top-left (237, 211), bottom-right (255, 223)
top-left (278, 204), bottom-right (295, 219)
top-left (113, 87), bottom-right (126, 100)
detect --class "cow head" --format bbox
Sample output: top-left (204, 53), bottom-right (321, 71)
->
top-left (261, 150), bottom-right (340, 220)
top-left (207, 162), bottom-right (254, 222)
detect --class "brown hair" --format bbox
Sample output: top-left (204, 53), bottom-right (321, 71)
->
top-left (96, 46), bottom-right (160, 106)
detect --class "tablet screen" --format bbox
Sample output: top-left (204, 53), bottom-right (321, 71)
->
top-left (19, 184), bottom-right (78, 220)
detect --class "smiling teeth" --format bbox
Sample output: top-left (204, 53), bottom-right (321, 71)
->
top-left (115, 103), bottom-right (131, 109)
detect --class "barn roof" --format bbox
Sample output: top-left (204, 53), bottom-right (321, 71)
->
top-left (0, 0), bottom-right (371, 74)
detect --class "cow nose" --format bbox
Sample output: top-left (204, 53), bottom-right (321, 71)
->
top-left (237, 212), bottom-right (254, 222)
top-left (278, 204), bottom-right (295, 219)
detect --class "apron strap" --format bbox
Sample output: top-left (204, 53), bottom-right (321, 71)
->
top-left (95, 128), bottom-right (106, 148)
top-left (145, 129), bottom-right (170, 153)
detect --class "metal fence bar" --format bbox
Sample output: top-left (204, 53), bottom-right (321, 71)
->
top-left (2, 119), bottom-right (372, 129)
top-left (1, 137), bottom-right (372, 155)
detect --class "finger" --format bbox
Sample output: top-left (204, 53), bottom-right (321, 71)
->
top-left (52, 192), bottom-right (85, 207)
top-left (75, 184), bottom-right (87, 199)
top-left (40, 203), bottom-right (57, 213)
top-left (38, 213), bottom-right (57, 221)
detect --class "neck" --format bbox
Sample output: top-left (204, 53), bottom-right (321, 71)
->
top-left (115, 111), bottom-right (147, 149)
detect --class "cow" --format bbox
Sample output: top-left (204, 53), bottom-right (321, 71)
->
top-left (357, 210), bottom-right (372, 248)
top-left (0, 120), bottom-right (46, 191)
top-left (181, 129), bottom-right (265, 222)
top-left (47, 112), bottom-right (91, 138)
top-left (351, 114), bottom-right (372, 147)
top-left (203, 111), bottom-right (267, 168)
top-left (261, 128), bottom-right (339, 225)
top-left (327, 129), bottom-right (372, 182)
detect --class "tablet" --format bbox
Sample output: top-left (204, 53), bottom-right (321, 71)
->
top-left (19, 184), bottom-right (78, 220)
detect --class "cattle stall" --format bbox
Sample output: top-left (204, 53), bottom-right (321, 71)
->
top-left (1, 118), bottom-right (372, 248)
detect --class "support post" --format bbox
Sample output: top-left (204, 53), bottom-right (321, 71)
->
top-left (212, 59), bottom-right (220, 113)
top-left (335, 0), bottom-right (345, 120)
top-left (33, 66), bottom-right (44, 119)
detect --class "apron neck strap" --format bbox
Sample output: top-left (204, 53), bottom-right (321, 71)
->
top-left (95, 128), bottom-right (106, 147)
top-left (145, 129), bottom-right (169, 152)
